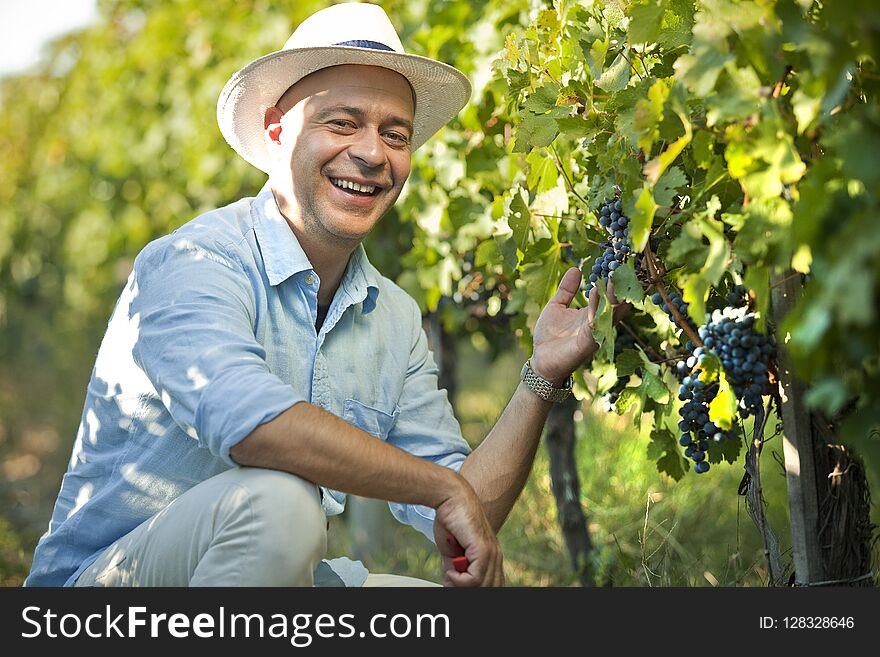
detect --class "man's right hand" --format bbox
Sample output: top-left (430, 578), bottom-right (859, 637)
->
top-left (432, 477), bottom-right (504, 587)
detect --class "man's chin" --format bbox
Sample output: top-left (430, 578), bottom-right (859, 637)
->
top-left (321, 208), bottom-right (389, 242)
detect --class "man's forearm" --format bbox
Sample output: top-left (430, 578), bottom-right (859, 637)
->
top-left (230, 401), bottom-right (464, 510)
top-left (458, 382), bottom-right (554, 532)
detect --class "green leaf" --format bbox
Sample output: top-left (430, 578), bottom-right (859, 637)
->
top-left (502, 33), bottom-right (521, 65)
top-left (506, 188), bottom-right (531, 253)
top-left (643, 368), bottom-right (670, 403)
top-left (526, 150), bottom-right (559, 194)
top-left (503, 67), bottom-right (531, 94)
top-left (615, 386), bottom-right (643, 415)
top-left (596, 51), bottom-right (631, 92)
top-left (524, 82), bottom-right (562, 114)
top-left (691, 131), bottom-right (715, 170)
top-left (593, 360), bottom-right (620, 393)
top-left (708, 372), bottom-right (737, 430)
top-left (787, 300), bottom-right (832, 352)
top-left (630, 185), bottom-right (657, 253)
top-left (708, 431), bottom-right (743, 465)
top-left (804, 378), bottom-right (850, 416)
top-left (616, 348), bottom-right (643, 377)
top-left (667, 221), bottom-right (706, 270)
top-left (521, 241), bottom-right (563, 305)
top-left (674, 47), bottom-right (731, 96)
top-left (634, 79), bottom-right (669, 154)
top-left (536, 7), bottom-right (561, 34)
top-left (705, 65), bottom-right (762, 127)
top-left (591, 280), bottom-right (616, 363)
top-left (657, 0), bottom-right (696, 50)
top-left (682, 274), bottom-right (708, 331)
top-left (627, 1), bottom-right (664, 45)
top-left (654, 165), bottom-right (687, 207)
top-left (556, 116), bottom-right (598, 138)
top-left (647, 425), bottom-right (686, 481)
top-left (515, 113), bottom-right (559, 151)
top-left (609, 260), bottom-right (643, 302)
top-left (475, 238), bottom-right (501, 268)
top-left (792, 85), bottom-right (822, 134)
top-left (698, 352), bottom-right (723, 384)
top-left (699, 217), bottom-right (730, 286)
top-left (496, 236), bottom-right (520, 275)
top-left (583, 37), bottom-right (610, 81)
top-left (643, 109), bottom-right (692, 185)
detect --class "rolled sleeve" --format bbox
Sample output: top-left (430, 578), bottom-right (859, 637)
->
top-left (386, 300), bottom-right (471, 542)
top-left (131, 236), bottom-right (304, 466)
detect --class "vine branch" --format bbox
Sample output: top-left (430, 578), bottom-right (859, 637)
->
top-left (771, 65), bottom-right (793, 99)
top-left (643, 242), bottom-right (704, 348)
top-left (550, 144), bottom-right (591, 209)
top-left (618, 48), bottom-right (645, 81)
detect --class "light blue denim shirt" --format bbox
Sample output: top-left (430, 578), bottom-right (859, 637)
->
top-left (25, 184), bottom-right (469, 587)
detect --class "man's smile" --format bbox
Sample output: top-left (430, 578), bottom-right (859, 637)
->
top-left (329, 177), bottom-right (381, 195)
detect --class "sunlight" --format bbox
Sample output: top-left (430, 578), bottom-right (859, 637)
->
top-left (66, 482), bottom-right (93, 519)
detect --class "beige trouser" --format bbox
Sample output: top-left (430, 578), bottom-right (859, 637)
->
top-left (74, 466), bottom-right (438, 587)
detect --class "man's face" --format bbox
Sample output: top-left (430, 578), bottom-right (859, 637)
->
top-left (268, 65), bottom-right (414, 245)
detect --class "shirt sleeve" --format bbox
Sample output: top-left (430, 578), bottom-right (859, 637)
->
top-left (385, 299), bottom-right (472, 543)
top-left (130, 235), bottom-right (304, 466)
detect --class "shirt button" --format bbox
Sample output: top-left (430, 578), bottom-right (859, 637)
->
top-left (305, 274), bottom-right (314, 285)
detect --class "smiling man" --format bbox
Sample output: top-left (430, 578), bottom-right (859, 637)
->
top-left (26, 2), bottom-right (620, 589)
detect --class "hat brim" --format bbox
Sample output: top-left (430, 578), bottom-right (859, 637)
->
top-left (217, 46), bottom-right (472, 173)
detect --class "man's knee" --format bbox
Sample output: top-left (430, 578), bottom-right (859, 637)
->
top-left (214, 467), bottom-right (327, 582)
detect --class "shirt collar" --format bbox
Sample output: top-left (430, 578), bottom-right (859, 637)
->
top-left (342, 244), bottom-right (381, 314)
top-left (251, 184), bottom-right (380, 314)
top-left (251, 184), bottom-right (312, 286)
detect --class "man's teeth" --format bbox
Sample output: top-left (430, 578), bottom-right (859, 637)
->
top-left (331, 178), bottom-right (376, 194)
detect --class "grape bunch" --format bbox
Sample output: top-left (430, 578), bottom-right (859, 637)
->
top-left (672, 301), bottom-right (776, 474)
top-left (584, 197), bottom-right (631, 297)
top-left (697, 306), bottom-right (774, 417)
top-left (676, 371), bottom-right (728, 474)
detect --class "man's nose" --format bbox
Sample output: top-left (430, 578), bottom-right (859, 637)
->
top-left (347, 128), bottom-right (386, 169)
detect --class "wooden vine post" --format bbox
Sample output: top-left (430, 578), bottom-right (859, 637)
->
top-left (545, 394), bottom-right (594, 586)
top-left (770, 270), bottom-right (826, 585)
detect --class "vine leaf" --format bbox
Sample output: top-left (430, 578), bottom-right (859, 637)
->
top-left (643, 109), bottom-right (692, 185)
top-left (648, 425), bottom-right (686, 481)
top-left (654, 166), bottom-right (687, 208)
top-left (596, 50), bottom-right (631, 92)
top-left (616, 348), bottom-right (643, 377)
top-left (521, 239), bottom-right (562, 305)
top-left (630, 185), bottom-right (657, 253)
top-left (609, 261), bottom-right (642, 303)
top-left (506, 187), bottom-right (531, 253)
top-left (709, 371), bottom-right (737, 430)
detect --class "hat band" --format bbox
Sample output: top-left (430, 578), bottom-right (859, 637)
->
top-left (332, 39), bottom-right (395, 51)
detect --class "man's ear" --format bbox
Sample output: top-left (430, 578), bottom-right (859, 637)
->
top-left (264, 106), bottom-right (284, 145)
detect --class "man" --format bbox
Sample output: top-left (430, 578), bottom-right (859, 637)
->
top-left (26, 2), bottom-right (618, 588)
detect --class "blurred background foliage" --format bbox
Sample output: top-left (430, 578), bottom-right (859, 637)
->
top-left (0, 0), bottom-right (876, 586)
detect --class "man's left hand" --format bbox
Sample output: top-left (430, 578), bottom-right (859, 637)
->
top-left (530, 267), bottom-right (631, 385)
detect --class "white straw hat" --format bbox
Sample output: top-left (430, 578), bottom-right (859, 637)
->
top-left (217, 2), bottom-right (472, 173)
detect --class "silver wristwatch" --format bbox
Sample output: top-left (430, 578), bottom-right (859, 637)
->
top-left (519, 359), bottom-right (573, 403)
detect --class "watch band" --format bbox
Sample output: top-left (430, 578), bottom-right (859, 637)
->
top-left (520, 359), bottom-right (573, 403)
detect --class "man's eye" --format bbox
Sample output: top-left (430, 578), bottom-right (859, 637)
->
top-left (385, 132), bottom-right (410, 144)
top-left (330, 120), bottom-right (355, 128)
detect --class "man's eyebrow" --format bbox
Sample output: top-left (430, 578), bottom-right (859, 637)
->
top-left (313, 104), bottom-right (414, 134)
